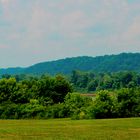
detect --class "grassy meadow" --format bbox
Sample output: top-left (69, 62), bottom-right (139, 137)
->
top-left (0, 118), bottom-right (140, 140)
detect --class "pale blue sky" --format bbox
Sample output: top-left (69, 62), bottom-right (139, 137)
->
top-left (0, 0), bottom-right (140, 67)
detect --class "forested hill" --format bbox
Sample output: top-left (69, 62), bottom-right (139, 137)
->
top-left (1, 53), bottom-right (140, 75)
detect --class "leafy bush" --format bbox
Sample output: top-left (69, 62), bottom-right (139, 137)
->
top-left (117, 88), bottom-right (140, 117)
top-left (44, 103), bottom-right (67, 119)
top-left (87, 90), bottom-right (118, 119)
top-left (64, 93), bottom-right (92, 119)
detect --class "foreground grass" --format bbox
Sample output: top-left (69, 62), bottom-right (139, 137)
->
top-left (0, 118), bottom-right (140, 140)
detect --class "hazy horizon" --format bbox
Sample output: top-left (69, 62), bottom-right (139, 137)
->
top-left (0, 0), bottom-right (140, 68)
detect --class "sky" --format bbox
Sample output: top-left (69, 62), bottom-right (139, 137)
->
top-left (0, 0), bottom-right (140, 68)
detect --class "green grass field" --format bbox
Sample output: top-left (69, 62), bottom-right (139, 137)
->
top-left (0, 118), bottom-right (140, 140)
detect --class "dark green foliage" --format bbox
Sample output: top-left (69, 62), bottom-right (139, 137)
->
top-left (87, 90), bottom-right (117, 119)
top-left (87, 80), bottom-right (98, 91)
top-left (0, 74), bottom-right (72, 119)
top-left (71, 71), bottom-right (140, 92)
top-left (44, 103), bottom-right (67, 119)
top-left (0, 78), bottom-right (17, 102)
top-left (64, 93), bottom-right (92, 119)
top-left (0, 102), bottom-right (19, 119)
top-left (86, 88), bottom-right (140, 119)
top-left (0, 72), bottom-right (140, 119)
top-left (35, 75), bottom-right (72, 103)
top-left (19, 99), bottom-right (45, 119)
top-left (117, 88), bottom-right (140, 117)
top-left (10, 83), bottom-right (30, 104)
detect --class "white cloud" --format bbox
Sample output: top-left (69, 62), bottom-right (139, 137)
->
top-left (0, 0), bottom-right (140, 67)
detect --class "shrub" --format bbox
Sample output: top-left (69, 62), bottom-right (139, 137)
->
top-left (64, 93), bottom-right (92, 118)
top-left (87, 90), bottom-right (117, 119)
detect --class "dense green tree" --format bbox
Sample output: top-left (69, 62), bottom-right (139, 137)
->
top-left (87, 80), bottom-right (98, 91)
top-left (64, 93), bottom-right (92, 118)
top-left (71, 71), bottom-right (140, 92)
top-left (0, 78), bottom-right (17, 102)
top-left (87, 90), bottom-right (117, 119)
top-left (36, 75), bottom-right (72, 103)
top-left (117, 88), bottom-right (140, 117)
top-left (10, 83), bottom-right (30, 104)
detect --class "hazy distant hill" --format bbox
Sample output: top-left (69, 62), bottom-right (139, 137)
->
top-left (1, 53), bottom-right (140, 75)
top-left (0, 67), bottom-right (25, 75)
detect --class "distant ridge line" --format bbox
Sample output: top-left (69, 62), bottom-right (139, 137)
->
top-left (1, 53), bottom-right (140, 75)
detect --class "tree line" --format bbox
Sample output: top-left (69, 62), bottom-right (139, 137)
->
top-left (0, 71), bottom-right (140, 119)
top-left (71, 70), bottom-right (140, 92)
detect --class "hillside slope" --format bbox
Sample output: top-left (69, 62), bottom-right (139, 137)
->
top-left (1, 53), bottom-right (140, 75)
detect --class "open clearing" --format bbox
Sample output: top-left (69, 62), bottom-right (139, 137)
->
top-left (0, 118), bottom-right (140, 140)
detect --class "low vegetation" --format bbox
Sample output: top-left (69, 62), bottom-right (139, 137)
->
top-left (0, 118), bottom-right (140, 140)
